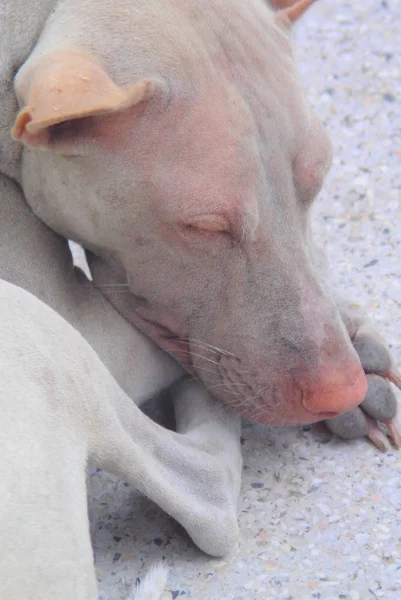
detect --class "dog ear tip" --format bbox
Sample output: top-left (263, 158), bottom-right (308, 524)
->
top-left (11, 107), bottom-right (32, 141)
top-left (274, 0), bottom-right (317, 26)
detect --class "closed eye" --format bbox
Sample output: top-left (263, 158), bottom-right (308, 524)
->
top-left (183, 216), bottom-right (231, 235)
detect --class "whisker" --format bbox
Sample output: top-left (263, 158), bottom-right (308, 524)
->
top-left (254, 386), bottom-right (268, 397)
top-left (234, 387), bottom-right (267, 409)
top-left (252, 410), bottom-right (274, 425)
top-left (206, 382), bottom-right (250, 389)
top-left (187, 375), bottom-right (203, 383)
top-left (243, 394), bottom-right (262, 405)
top-left (174, 339), bottom-right (220, 355)
top-left (235, 223), bottom-right (246, 249)
top-left (185, 338), bottom-right (237, 358)
top-left (183, 376), bottom-right (247, 399)
top-left (210, 387), bottom-right (242, 397)
top-left (232, 398), bottom-right (252, 410)
top-left (229, 393), bottom-right (252, 408)
top-left (206, 385), bottom-right (247, 397)
top-left (174, 350), bottom-right (221, 367)
top-left (67, 283), bottom-right (131, 290)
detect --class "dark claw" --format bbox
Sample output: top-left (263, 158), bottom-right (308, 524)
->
top-left (365, 417), bottom-right (390, 452)
top-left (386, 367), bottom-right (401, 390)
top-left (386, 420), bottom-right (401, 449)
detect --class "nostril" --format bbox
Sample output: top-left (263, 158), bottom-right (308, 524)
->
top-left (301, 363), bottom-right (367, 416)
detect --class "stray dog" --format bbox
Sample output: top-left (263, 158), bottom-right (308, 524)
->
top-left (0, 1), bottom-right (399, 598)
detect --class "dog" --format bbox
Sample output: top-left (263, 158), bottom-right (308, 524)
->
top-left (0, 1), bottom-right (399, 597)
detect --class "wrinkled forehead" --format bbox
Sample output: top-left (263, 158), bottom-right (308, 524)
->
top-left (174, 16), bottom-right (313, 166)
top-left (134, 84), bottom-right (261, 220)
top-left (230, 34), bottom-right (311, 155)
top-left (153, 61), bottom-right (312, 192)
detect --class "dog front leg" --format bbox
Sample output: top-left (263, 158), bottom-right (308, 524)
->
top-left (170, 378), bottom-right (243, 555)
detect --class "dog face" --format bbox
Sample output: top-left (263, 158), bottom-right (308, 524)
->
top-left (13, 0), bottom-right (367, 424)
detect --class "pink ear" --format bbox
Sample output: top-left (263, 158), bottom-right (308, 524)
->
top-left (12, 50), bottom-right (158, 149)
top-left (273, 0), bottom-right (317, 26)
top-left (270, 0), bottom-right (297, 8)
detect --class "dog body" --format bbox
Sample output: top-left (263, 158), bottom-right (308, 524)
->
top-left (0, 1), bottom-right (399, 598)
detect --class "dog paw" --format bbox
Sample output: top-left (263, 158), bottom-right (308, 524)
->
top-left (325, 312), bottom-right (401, 451)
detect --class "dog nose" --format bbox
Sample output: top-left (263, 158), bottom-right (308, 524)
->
top-left (301, 362), bottom-right (367, 416)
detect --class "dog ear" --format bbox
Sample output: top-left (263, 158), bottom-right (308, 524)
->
top-left (274, 0), bottom-right (317, 26)
top-left (12, 50), bottom-right (162, 152)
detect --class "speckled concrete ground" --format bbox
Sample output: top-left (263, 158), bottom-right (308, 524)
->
top-left (86, 1), bottom-right (401, 598)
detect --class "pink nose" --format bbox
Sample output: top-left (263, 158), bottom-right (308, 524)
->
top-left (301, 362), bottom-right (367, 416)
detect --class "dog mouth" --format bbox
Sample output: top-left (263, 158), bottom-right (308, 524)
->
top-left (131, 311), bottom-right (347, 426)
